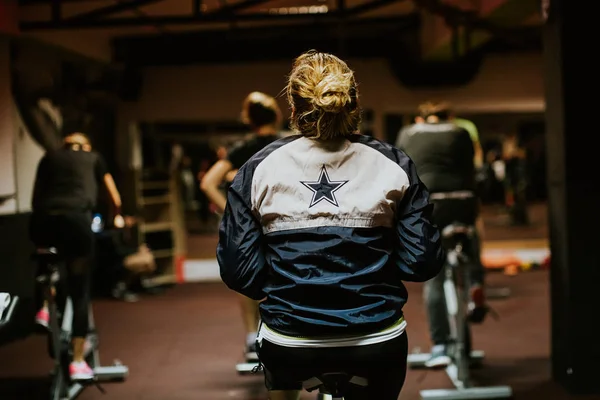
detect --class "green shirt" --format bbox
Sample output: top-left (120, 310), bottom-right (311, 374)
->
top-left (453, 118), bottom-right (479, 144)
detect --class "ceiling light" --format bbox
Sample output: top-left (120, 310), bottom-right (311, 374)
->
top-left (266, 5), bottom-right (328, 14)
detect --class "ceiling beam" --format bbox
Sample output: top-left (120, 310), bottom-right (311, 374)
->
top-left (114, 13), bottom-right (418, 42)
top-left (111, 14), bottom-right (419, 65)
top-left (19, 0), bottom-right (103, 4)
top-left (217, 0), bottom-right (274, 14)
top-left (65, 0), bottom-right (165, 22)
top-left (415, 0), bottom-right (540, 61)
top-left (20, 12), bottom-right (344, 30)
top-left (345, 0), bottom-right (401, 16)
top-left (20, 0), bottom-right (405, 30)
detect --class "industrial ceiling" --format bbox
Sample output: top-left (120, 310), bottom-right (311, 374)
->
top-left (16, 0), bottom-right (543, 69)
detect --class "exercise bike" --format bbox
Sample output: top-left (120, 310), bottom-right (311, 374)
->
top-left (304, 372), bottom-right (369, 400)
top-left (407, 222), bottom-right (512, 400)
top-left (236, 344), bottom-right (260, 375)
top-left (0, 293), bottom-right (18, 329)
top-left (35, 247), bottom-right (129, 400)
top-left (240, 357), bottom-right (369, 400)
top-left (236, 322), bottom-right (261, 375)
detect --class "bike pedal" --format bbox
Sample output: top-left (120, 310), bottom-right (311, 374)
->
top-left (251, 363), bottom-right (263, 373)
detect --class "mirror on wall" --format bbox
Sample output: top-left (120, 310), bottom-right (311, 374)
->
top-left (138, 120), bottom-right (256, 237)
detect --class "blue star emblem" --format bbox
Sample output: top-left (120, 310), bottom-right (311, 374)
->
top-left (300, 166), bottom-right (348, 208)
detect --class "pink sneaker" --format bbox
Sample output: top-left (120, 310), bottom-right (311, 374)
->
top-left (35, 307), bottom-right (49, 329)
top-left (69, 361), bottom-right (94, 381)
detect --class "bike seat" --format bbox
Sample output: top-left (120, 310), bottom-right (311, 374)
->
top-left (303, 372), bottom-right (368, 396)
top-left (442, 224), bottom-right (474, 247)
top-left (32, 247), bottom-right (61, 264)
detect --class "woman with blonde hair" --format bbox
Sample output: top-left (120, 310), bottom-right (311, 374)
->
top-left (201, 91), bottom-right (283, 362)
top-left (217, 51), bottom-right (443, 399)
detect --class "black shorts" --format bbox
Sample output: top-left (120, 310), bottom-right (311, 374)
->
top-left (257, 333), bottom-right (408, 400)
top-left (29, 211), bottom-right (94, 259)
top-left (431, 197), bottom-right (479, 230)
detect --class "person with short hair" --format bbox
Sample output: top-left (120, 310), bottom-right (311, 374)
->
top-left (396, 101), bottom-right (488, 368)
top-left (217, 51), bottom-right (443, 400)
top-left (30, 132), bottom-right (123, 381)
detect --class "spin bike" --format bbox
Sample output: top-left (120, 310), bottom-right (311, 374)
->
top-left (0, 293), bottom-right (18, 329)
top-left (240, 352), bottom-right (370, 399)
top-left (407, 219), bottom-right (512, 400)
top-left (236, 345), bottom-right (260, 375)
top-left (236, 324), bottom-right (370, 399)
top-left (304, 372), bottom-right (369, 400)
top-left (35, 247), bottom-right (129, 400)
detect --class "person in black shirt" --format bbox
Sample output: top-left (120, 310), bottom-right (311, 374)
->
top-left (30, 132), bottom-right (123, 382)
top-left (200, 92), bottom-right (282, 362)
top-left (397, 102), bottom-right (488, 368)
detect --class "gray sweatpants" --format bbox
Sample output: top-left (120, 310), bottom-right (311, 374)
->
top-left (424, 230), bottom-right (484, 345)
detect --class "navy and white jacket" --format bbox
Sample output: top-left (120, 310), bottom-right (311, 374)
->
top-left (217, 134), bottom-right (444, 338)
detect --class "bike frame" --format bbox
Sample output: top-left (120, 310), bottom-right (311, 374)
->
top-left (444, 241), bottom-right (472, 388)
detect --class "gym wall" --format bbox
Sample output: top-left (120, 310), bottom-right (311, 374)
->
top-left (118, 52), bottom-right (544, 143)
top-left (0, 37), bottom-right (16, 216)
top-left (0, 38), bottom-right (117, 345)
top-left (0, 37), bottom-right (38, 345)
top-left (0, 37), bottom-right (45, 216)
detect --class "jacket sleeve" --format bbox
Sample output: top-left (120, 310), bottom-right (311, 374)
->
top-left (395, 158), bottom-right (445, 282)
top-left (216, 167), bottom-right (267, 300)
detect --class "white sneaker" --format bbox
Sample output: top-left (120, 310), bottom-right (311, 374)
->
top-left (424, 344), bottom-right (452, 368)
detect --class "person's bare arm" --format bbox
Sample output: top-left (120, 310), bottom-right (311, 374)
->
top-left (225, 169), bottom-right (238, 183)
top-left (104, 173), bottom-right (125, 228)
top-left (103, 173), bottom-right (122, 209)
top-left (200, 159), bottom-right (233, 213)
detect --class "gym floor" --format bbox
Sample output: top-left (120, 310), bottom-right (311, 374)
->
top-left (0, 203), bottom-right (591, 400)
top-left (0, 271), bottom-right (596, 400)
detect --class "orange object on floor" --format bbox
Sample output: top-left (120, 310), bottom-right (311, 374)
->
top-left (504, 264), bottom-right (520, 276)
top-left (482, 253), bottom-right (522, 270)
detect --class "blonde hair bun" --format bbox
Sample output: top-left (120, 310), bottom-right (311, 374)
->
top-left (313, 79), bottom-right (352, 113)
top-left (287, 50), bottom-right (361, 140)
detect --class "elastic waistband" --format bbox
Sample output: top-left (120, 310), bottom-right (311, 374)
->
top-left (258, 317), bottom-right (407, 348)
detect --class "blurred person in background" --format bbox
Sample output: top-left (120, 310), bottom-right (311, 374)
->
top-left (450, 112), bottom-right (488, 244)
top-left (482, 146), bottom-right (506, 204)
top-left (200, 91), bottom-right (283, 363)
top-left (196, 158), bottom-right (212, 224)
top-left (502, 132), bottom-right (529, 225)
top-left (30, 132), bottom-right (123, 381)
top-left (179, 155), bottom-right (197, 212)
top-left (398, 105), bottom-right (486, 238)
top-left (397, 101), bottom-right (489, 368)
